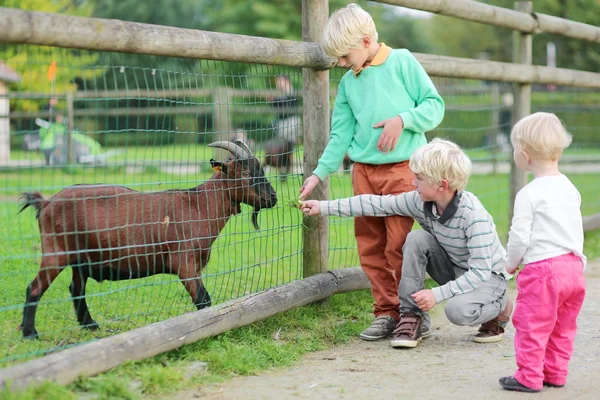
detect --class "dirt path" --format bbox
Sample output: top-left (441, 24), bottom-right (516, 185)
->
top-left (171, 263), bottom-right (600, 399)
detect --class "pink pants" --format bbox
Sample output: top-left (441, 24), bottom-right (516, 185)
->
top-left (513, 253), bottom-right (586, 390)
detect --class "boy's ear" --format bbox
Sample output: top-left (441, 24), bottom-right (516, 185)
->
top-left (362, 36), bottom-right (371, 48)
top-left (439, 179), bottom-right (450, 191)
top-left (521, 149), bottom-right (532, 165)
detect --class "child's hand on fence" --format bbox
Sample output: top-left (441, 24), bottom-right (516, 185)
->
top-left (373, 115), bottom-right (404, 153)
top-left (300, 200), bottom-right (321, 216)
top-left (299, 174), bottom-right (321, 198)
top-left (411, 289), bottom-right (437, 312)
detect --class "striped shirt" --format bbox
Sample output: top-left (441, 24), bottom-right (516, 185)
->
top-left (320, 191), bottom-right (510, 303)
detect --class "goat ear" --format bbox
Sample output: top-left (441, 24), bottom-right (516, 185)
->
top-left (210, 159), bottom-right (225, 174)
top-left (210, 159), bottom-right (233, 175)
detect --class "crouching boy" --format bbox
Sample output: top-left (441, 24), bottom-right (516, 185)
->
top-left (301, 138), bottom-right (513, 348)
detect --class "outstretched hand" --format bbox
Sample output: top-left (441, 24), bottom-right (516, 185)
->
top-left (373, 115), bottom-right (404, 154)
top-left (299, 174), bottom-right (321, 199)
top-left (411, 289), bottom-right (437, 312)
top-left (300, 200), bottom-right (321, 216)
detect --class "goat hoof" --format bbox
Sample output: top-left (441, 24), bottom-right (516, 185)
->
top-left (196, 300), bottom-right (211, 310)
top-left (22, 330), bottom-right (39, 340)
top-left (83, 321), bottom-right (99, 331)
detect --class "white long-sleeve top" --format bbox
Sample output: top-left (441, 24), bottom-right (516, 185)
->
top-left (508, 174), bottom-right (586, 270)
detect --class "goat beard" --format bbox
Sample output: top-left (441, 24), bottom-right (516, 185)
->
top-left (227, 200), bottom-right (261, 231)
top-left (251, 197), bottom-right (274, 230)
top-left (251, 209), bottom-right (261, 231)
top-left (231, 202), bottom-right (261, 230)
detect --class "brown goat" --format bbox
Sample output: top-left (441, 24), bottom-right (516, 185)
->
top-left (18, 140), bottom-right (276, 339)
top-left (262, 137), bottom-right (295, 181)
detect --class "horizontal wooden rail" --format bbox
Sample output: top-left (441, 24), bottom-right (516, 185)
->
top-left (414, 53), bottom-right (600, 88)
top-left (1, 8), bottom-right (600, 88)
top-left (0, 7), bottom-right (335, 70)
top-left (584, 213), bottom-right (600, 232)
top-left (376, 0), bottom-right (600, 43)
top-left (0, 85), bottom-right (496, 102)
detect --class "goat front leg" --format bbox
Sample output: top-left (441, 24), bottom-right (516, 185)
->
top-left (175, 254), bottom-right (211, 309)
top-left (193, 278), bottom-right (211, 309)
top-left (70, 267), bottom-right (99, 331)
top-left (21, 258), bottom-right (66, 339)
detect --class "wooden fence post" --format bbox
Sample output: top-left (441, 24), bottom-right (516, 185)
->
top-left (509, 1), bottom-right (532, 219)
top-left (302, 0), bottom-right (329, 278)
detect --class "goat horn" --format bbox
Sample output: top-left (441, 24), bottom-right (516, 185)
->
top-left (233, 139), bottom-right (255, 158)
top-left (208, 141), bottom-right (249, 159)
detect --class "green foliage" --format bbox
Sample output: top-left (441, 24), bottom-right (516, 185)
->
top-left (0, 0), bottom-right (105, 111)
top-left (531, 0), bottom-right (600, 72)
top-left (425, 0), bottom-right (600, 72)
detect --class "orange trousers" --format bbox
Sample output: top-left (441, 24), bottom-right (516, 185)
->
top-left (352, 162), bottom-right (415, 321)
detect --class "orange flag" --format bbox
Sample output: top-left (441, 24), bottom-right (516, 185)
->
top-left (47, 60), bottom-right (57, 81)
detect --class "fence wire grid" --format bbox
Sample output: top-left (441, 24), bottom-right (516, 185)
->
top-left (1, 46), bottom-right (599, 367)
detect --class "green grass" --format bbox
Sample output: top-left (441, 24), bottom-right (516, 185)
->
top-left (2, 280), bottom-right (449, 400)
top-left (1, 151), bottom-right (599, 398)
top-left (0, 290), bottom-right (372, 399)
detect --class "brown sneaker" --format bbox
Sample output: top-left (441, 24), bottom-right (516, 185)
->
top-left (390, 313), bottom-right (423, 348)
top-left (473, 297), bottom-right (514, 343)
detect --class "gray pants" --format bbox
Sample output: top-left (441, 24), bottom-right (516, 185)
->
top-left (400, 230), bottom-right (508, 327)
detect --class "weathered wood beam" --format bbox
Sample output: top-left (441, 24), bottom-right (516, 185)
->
top-left (0, 7), bottom-right (335, 69)
top-left (584, 213), bottom-right (600, 232)
top-left (413, 53), bottom-right (600, 89)
top-left (1, 8), bottom-right (599, 88)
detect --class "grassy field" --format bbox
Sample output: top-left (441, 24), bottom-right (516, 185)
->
top-left (1, 147), bottom-right (599, 398)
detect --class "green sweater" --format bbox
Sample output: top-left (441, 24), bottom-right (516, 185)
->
top-left (313, 49), bottom-right (445, 180)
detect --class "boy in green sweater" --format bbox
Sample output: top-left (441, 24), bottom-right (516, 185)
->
top-left (299, 3), bottom-right (445, 340)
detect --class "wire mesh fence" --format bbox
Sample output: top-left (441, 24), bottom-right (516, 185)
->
top-left (1, 46), bottom-right (310, 366)
top-left (1, 46), bottom-right (599, 368)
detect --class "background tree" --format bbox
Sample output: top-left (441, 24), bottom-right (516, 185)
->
top-left (531, 0), bottom-right (600, 72)
top-left (425, 0), bottom-right (600, 71)
top-left (0, 0), bottom-right (104, 111)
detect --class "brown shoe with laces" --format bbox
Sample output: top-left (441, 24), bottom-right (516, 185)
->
top-left (473, 297), bottom-right (514, 343)
top-left (390, 313), bottom-right (423, 348)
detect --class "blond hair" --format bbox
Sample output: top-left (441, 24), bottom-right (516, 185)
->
top-left (409, 138), bottom-right (472, 192)
top-left (321, 3), bottom-right (378, 58)
top-left (510, 112), bottom-right (572, 161)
